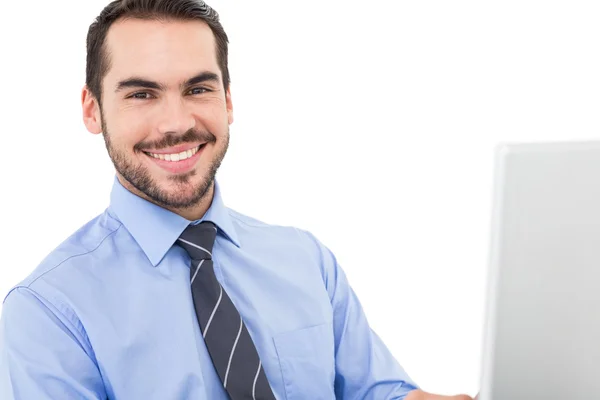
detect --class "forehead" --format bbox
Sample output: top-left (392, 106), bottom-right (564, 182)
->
top-left (103, 18), bottom-right (220, 84)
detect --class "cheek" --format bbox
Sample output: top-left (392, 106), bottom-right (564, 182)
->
top-left (195, 98), bottom-right (228, 123)
top-left (106, 113), bottom-right (151, 147)
top-left (204, 113), bottom-right (231, 139)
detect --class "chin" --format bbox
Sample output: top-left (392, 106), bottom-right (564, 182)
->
top-left (161, 173), bottom-right (212, 200)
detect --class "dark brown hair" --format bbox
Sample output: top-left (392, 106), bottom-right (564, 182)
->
top-left (85, 0), bottom-right (230, 105)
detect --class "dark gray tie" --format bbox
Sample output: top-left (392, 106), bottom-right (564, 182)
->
top-left (176, 221), bottom-right (276, 400)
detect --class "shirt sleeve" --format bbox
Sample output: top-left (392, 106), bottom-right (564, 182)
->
top-left (0, 286), bottom-right (107, 400)
top-left (303, 230), bottom-right (420, 400)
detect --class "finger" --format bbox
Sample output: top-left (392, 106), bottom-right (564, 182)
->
top-left (406, 392), bottom-right (475, 400)
top-left (405, 390), bottom-right (475, 400)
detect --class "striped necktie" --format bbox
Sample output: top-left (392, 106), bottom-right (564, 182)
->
top-left (176, 221), bottom-right (276, 400)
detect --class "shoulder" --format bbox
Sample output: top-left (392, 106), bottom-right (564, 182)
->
top-left (226, 207), bottom-right (339, 278)
top-left (3, 210), bottom-right (123, 304)
top-left (226, 207), bottom-right (319, 249)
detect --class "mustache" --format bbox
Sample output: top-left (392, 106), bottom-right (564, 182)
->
top-left (135, 128), bottom-right (216, 152)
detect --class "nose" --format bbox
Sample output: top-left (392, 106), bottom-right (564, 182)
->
top-left (155, 97), bottom-right (196, 136)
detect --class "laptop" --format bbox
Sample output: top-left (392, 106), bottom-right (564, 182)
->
top-left (479, 140), bottom-right (600, 400)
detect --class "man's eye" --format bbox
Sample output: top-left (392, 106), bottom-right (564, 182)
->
top-left (130, 92), bottom-right (154, 99)
top-left (189, 87), bottom-right (210, 95)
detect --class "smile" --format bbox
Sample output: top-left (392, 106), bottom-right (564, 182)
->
top-left (144, 144), bottom-right (203, 162)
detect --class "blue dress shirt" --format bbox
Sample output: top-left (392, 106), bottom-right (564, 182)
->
top-left (0, 176), bottom-right (418, 399)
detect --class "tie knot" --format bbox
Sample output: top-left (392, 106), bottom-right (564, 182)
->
top-left (177, 221), bottom-right (217, 261)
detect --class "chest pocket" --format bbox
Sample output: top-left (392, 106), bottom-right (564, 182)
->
top-left (273, 322), bottom-right (336, 400)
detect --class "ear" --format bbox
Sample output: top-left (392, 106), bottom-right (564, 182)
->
top-left (225, 85), bottom-right (234, 125)
top-left (82, 85), bottom-right (103, 134)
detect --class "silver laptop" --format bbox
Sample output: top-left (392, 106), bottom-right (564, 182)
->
top-left (479, 140), bottom-right (600, 400)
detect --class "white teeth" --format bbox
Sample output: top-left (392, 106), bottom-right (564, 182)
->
top-left (147, 145), bottom-right (201, 162)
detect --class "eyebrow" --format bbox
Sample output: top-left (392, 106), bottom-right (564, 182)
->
top-left (115, 71), bottom-right (221, 93)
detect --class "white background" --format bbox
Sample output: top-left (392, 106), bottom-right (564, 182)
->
top-left (1, 0), bottom-right (600, 397)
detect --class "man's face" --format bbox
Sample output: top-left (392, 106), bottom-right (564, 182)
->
top-left (95, 18), bottom-right (232, 210)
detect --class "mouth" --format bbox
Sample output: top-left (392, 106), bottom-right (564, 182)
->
top-left (142, 143), bottom-right (207, 174)
top-left (143, 143), bottom-right (205, 161)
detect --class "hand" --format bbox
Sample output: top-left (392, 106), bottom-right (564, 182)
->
top-left (405, 390), bottom-right (479, 400)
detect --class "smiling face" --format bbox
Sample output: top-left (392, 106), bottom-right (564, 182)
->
top-left (82, 18), bottom-right (233, 220)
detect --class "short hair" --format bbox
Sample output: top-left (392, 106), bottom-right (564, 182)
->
top-left (85, 0), bottom-right (230, 104)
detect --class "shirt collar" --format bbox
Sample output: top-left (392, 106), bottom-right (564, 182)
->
top-left (107, 175), bottom-right (241, 267)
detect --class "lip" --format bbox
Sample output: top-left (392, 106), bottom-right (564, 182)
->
top-left (144, 143), bottom-right (206, 174)
top-left (144, 143), bottom-right (204, 155)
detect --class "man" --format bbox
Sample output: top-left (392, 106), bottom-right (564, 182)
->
top-left (0, 1), bottom-right (477, 399)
